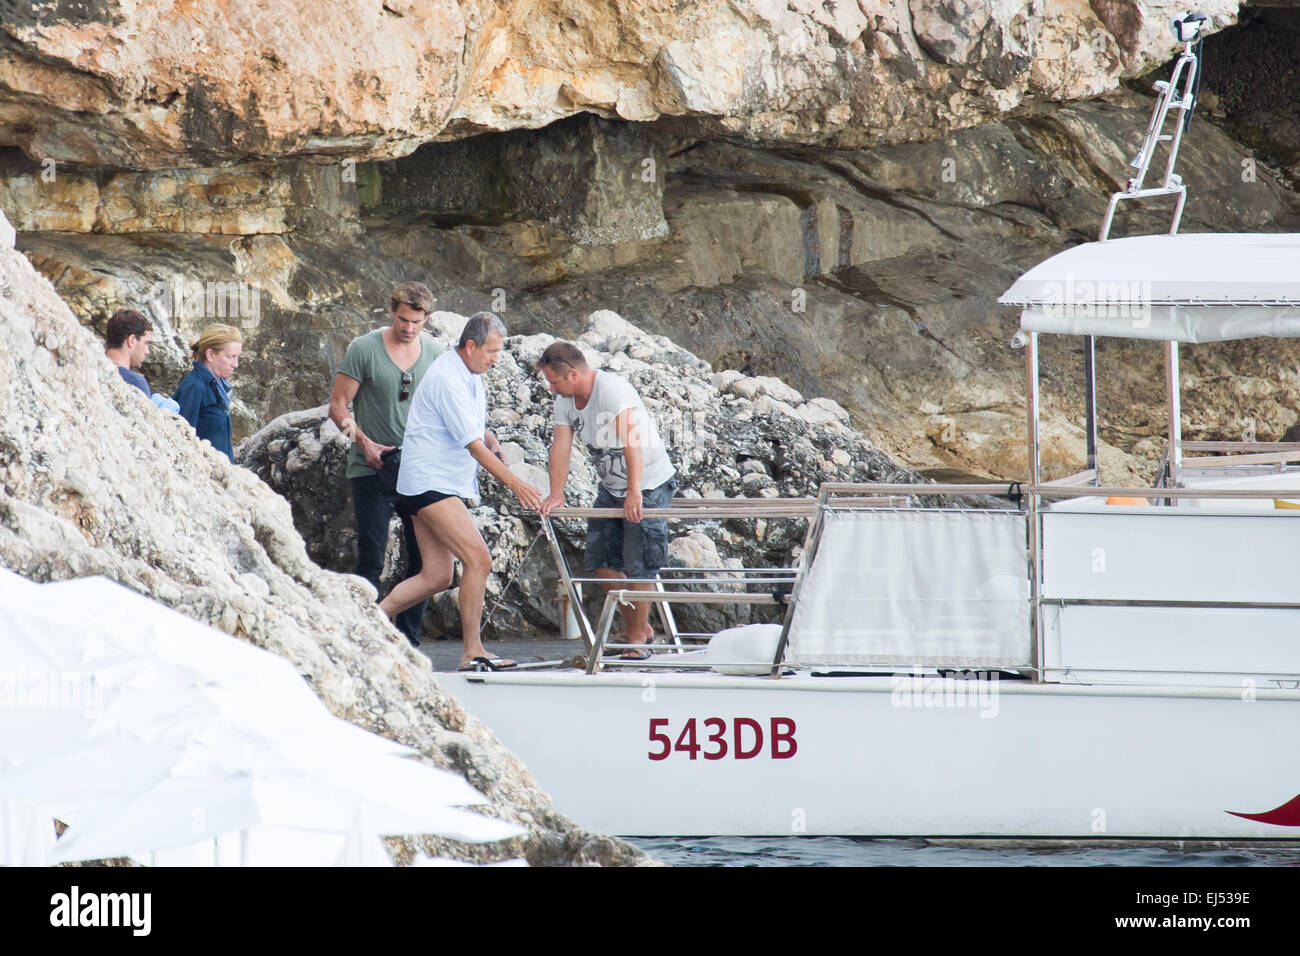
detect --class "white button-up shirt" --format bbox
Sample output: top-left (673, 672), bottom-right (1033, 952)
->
top-left (397, 349), bottom-right (486, 499)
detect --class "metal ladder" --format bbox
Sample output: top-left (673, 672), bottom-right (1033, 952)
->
top-left (1099, 14), bottom-right (1206, 241)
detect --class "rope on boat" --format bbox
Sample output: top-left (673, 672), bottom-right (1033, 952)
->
top-left (481, 527), bottom-right (546, 631)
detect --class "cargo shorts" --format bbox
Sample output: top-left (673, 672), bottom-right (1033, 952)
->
top-left (585, 477), bottom-right (676, 579)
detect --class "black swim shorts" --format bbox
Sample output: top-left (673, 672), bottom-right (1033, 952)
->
top-left (395, 489), bottom-right (460, 516)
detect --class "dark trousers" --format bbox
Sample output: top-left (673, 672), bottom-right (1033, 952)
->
top-left (351, 474), bottom-right (427, 644)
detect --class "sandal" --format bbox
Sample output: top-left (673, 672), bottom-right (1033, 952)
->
top-left (458, 656), bottom-right (518, 672)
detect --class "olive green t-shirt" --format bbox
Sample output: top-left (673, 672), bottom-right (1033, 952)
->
top-left (338, 329), bottom-right (443, 479)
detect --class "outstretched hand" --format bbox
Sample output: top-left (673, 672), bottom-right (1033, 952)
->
top-left (512, 480), bottom-right (543, 512)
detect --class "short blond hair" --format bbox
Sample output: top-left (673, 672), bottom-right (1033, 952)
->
top-left (190, 323), bottom-right (243, 363)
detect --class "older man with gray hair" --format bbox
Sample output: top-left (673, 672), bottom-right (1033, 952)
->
top-left (379, 312), bottom-right (542, 671)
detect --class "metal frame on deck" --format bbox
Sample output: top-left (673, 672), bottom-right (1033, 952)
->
top-left (540, 517), bottom-right (596, 652)
top-left (1025, 332), bottom-right (1043, 678)
top-left (1019, 312), bottom-right (1300, 679)
top-left (1083, 335), bottom-right (1099, 476)
top-left (541, 501), bottom-right (814, 673)
top-left (1165, 340), bottom-right (1183, 488)
top-left (541, 499), bottom-right (828, 654)
top-left (536, 476), bottom-right (1300, 681)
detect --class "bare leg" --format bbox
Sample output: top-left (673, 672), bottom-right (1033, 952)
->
top-left (595, 569), bottom-right (653, 656)
top-left (379, 509), bottom-right (454, 617)
top-left (404, 496), bottom-right (503, 667)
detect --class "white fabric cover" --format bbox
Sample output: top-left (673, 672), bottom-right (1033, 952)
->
top-left (1018, 304), bottom-right (1300, 343)
top-left (786, 510), bottom-right (1032, 667)
top-left (0, 572), bottom-right (523, 865)
top-left (1000, 234), bottom-right (1300, 342)
top-left (707, 623), bottom-right (783, 676)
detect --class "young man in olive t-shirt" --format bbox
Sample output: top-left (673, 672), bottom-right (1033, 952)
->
top-left (328, 282), bottom-right (443, 646)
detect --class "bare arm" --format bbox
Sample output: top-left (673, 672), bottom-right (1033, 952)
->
top-left (540, 424), bottom-right (574, 516)
top-left (482, 429), bottom-right (507, 464)
top-left (328, 372), bottom-right (392, 470)
top-left (467, 439), bottom-right (542, 511)
top-left (615, 408), bottom-right (644, 522)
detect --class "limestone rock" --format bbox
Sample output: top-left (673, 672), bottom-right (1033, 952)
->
top-left (0, 1), bottom-right (1243, 166)
top-left (14, 32), bottom-right (1300, 487)
top-left (0, 240), bottom-right (647, 866)
top-left (377, 116), bottom-right (669, 246)
top-left (909, 0), bottom-right (991, 66)
top-left (0, 1), bottom-right (465, 167)
top-left (0, 152), bottom-right (359, 237)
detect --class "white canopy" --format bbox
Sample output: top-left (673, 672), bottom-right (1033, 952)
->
top-left (999, 233), bottom-right (1300, 342)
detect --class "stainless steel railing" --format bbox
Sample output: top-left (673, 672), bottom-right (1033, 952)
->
top-left (538, 480), bottom-right (1300, 679)
top-left (541, 495), bottom-right (908, 673)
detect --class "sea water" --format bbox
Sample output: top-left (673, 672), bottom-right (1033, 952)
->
top-left (626, 836), bottom-right (1300, 867)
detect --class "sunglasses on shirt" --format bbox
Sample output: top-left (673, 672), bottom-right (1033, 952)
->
top-left (399, 370), bottom-right (412, 402)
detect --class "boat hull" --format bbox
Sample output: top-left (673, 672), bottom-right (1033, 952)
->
top-left (439, 671), bottom-right (1300, 838)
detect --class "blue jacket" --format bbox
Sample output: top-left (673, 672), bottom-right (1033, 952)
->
top-left (173, 363), bottom-right (234, 462)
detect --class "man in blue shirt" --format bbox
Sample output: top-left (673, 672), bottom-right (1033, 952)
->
top-left (104, 309), bottom-right (154, 396)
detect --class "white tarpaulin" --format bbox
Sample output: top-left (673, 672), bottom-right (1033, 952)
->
top-left (999, 233), bottom-right (1300, 342)
top-left (0, 570), bottom-right (523, 866)
top-left (786, 510), bottom-right (1032, 667)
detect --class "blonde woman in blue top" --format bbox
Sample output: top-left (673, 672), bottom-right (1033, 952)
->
top-left (174, 324), bottom-right (242, 462)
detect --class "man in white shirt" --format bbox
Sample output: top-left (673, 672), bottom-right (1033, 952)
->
top-left (378, 313), bottom-right (542, 671)
top-left (538, 341), bottom-right (676, 659)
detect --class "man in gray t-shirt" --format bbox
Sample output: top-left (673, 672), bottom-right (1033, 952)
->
top-left (538, 340), bottom-right (676, 659)
top-left (328, 282), bottom-right (443, 647)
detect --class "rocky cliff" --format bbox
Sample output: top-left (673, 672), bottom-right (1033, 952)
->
top-left (6, 4), bottom-right (1300, 490)
top-left (0, 233), bottom-right (646, 865)
top-left (0, 0), bottom-right (1240, 165)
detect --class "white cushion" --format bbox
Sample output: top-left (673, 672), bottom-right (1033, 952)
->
top-left (707, 623), bottom-right (783, 676)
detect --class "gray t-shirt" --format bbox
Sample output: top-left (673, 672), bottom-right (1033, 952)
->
top-left (337, 329), bottom-right (443, 480)
top-left (553, 370), bottom-right (675, 496)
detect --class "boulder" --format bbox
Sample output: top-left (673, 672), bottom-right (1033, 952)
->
top-left (0, 240), bottom-right (648, 866)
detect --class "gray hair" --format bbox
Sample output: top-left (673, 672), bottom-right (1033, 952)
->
top-left (458, 311), bottom-right (507, 349)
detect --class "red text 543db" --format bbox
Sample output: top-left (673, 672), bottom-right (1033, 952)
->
top-left (648, 717), bottom-right (797, 760)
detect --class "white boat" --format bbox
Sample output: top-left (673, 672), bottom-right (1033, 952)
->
top-left (441, 22), bottom-right (1300, 838)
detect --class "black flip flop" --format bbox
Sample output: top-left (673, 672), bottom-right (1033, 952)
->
top-left (458, 656), bottom-right (518, 672)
